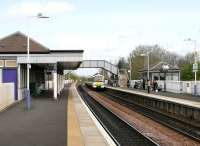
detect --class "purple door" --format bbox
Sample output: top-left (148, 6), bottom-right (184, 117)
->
top-left (3, 69), bottom-right (18, 100)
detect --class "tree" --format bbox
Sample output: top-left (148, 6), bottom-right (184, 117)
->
top-left (128, 45), bottom-right (174, 79)
top-left (180, 62), bottom-right (200, 81)
top-left (116, 57), bottom-right (128, 69)
top-left (180, 64), bottom-right (193, 81)
top-left (65, 71), bottom-right (88, 82)
top-left (178, 52), bottom-right (197, 81)
top-left (128, 52), bottom-right (144, 79)
top-left (185, 52), bottom-right (195, 64)
top-left (116, 44), bottom-right (199, 81)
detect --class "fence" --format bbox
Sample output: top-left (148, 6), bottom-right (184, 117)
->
top-left (0, 83), bottom-right (15, 111)
top-left (157, 81), bottom-right (182, 93)
top-left (130, 80), bottom-right (200, 95)
top-left (129, 80), bottom-right (141, 88)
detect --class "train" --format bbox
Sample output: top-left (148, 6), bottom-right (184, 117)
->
top-left (86, 73), bottom-right (105, 90)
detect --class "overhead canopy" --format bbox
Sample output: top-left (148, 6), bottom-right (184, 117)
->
top-left (0, 31), bottom-right (49, 53)
top-left (0, 31), bottom-right (84, 70)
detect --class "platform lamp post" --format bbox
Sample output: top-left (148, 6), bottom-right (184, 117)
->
top-left (184, 38), bottom-right (197, 96)
top-left (26, 13), bottom-right (50, 110)
top-left (140, 50), bottom-right (150, 81)
top-left (129, 58), bottom-right (132, 80)
top-left (128, 57), bottom-right (132, 79)
top-left (161, 64), bottom-right (169, 92)
top-left (127, 57), bottom-right (132, 88)
top-left (140, 49), bottom-right (150, 93)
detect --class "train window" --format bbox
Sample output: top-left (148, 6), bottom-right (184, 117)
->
top-left (94, 75), bottom-right (104, 82)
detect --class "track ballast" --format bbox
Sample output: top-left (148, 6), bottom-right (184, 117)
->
top-left (77, 85), bottom-right (158, 146)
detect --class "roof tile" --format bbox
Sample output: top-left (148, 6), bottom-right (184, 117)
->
top-left (0, 31), bottom-right (50, 53)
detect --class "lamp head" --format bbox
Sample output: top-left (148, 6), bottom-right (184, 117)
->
top-left (162, 64), bottom-right (169, 71)
top-left (37, 13), bottom-right (50, 18)
top-left (184, 38), bottom-right (192, 42)
top-left (140, 53), bottom-right (146, 56)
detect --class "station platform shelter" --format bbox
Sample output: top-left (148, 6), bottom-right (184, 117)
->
top-left (0, 31), bottom-right (83, 100)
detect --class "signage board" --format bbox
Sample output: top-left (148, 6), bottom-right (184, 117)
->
top-left (193, 63), bottom-right (198, 72)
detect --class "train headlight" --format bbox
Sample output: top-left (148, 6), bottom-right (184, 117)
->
top-left (92, 83), bottom-right (96, 88)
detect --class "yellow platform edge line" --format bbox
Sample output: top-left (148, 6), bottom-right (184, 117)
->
top-left (67, 87), bottom-right (84, 146)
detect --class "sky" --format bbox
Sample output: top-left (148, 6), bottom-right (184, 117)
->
top-left (0, 0), bottom-right (200, 75)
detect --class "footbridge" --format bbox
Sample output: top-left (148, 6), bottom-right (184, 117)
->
top-left (79, 60), bottom-right (119, 75)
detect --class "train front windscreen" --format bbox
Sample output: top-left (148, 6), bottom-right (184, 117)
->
top-left (94, 75), bottom-right (104, 82)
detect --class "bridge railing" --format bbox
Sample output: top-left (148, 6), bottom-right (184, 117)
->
top-left (80, 60), bottom-right (119, 75)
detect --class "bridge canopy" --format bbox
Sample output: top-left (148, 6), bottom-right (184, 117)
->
top-left (80, 60), bottom-right (118, 75)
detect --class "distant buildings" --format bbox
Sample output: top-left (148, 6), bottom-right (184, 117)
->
top-left (139, 62), bottom-right (181, 81)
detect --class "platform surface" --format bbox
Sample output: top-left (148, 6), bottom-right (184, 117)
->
top-left (67, 87), bottom-right (84, 146)
top-left (0, 90), bottom-right (67, 146)
top-left (106, 86), bottom-right (200, 109)
top-left (68, 84), bottom-right (109, 146)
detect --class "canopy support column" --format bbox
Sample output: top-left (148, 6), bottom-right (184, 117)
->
top-left (53, 64), bottom-right (57, 100)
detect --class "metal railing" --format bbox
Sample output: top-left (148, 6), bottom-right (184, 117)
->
top-left (80, 60), bottom-right (119, 75)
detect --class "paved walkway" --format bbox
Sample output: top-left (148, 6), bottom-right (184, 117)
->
top-left (111, 86), bottom-right (200, 102)
top-left (131, 88), bottom-right (200, 102)
top-left (67, 87), bottom-right (84, 146)
top-left (0, 89), bottom-right (67, 146)
top-left (70, 84), bottom-right (109, 146)
top-left (107, 86), bottom-right (200, 108)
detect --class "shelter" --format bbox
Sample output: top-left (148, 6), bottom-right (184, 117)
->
top-left (0, 31), bottom-right (83, 100)
top-left (139, 62), bottom-right (181, 81)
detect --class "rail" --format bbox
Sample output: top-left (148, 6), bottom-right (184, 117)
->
top-left (77, 85), bottom-right (159, 146)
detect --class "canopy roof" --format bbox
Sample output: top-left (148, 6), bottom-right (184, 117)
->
top-left (0, 32), bottom-right (84, 70)
top-left (139, 62), bottom-right (180, 73)
top-left (0, 31), bottom-right (50, 54)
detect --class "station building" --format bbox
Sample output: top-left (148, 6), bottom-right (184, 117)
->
top-left (140, 62), bottom-right (181, 81)
top-left (0, 32), bottom-right (83, 101)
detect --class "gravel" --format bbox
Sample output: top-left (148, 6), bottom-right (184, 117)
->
top-left (78, 85), bottom-right (157, 146)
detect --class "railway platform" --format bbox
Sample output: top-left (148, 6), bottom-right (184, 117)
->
top-left (0, 83), bottom-right (111, 146)
top-left (105, 86), bottom-right (200, 128)
top-left (106, 86), bottom-right (200, 108)
top-left (132, 88), bottom-right (200, 102)
top-left (0, 88), bottom-right (67, 146)
top-left (67, 84), bottom-right (111, 146)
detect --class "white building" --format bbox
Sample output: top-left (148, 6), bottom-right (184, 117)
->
top-left (0, 31), bottom-right (83, 101)
top-left (139, 62), bottom-right (181, 81)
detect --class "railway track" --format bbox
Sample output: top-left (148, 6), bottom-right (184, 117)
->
top-left (77, 85), bottom-right (159, 146)
top-left (100, 89), bottom-right (200, 142)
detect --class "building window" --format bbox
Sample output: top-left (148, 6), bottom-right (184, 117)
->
top-left (160, 73), bottom-right (165, 80)
top-left (5, 60), bottom-right (17, 68)
top-left (0, 60), bottom-right (4, 67)
top-left (153, 73), bottom-right (159, 80)
top-left (171, 73), bottom-right (173, 80)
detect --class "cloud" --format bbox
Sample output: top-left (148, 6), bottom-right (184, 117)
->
top-left (51, 33), bottom-right (135, 62)
top-left (7, 1), bottom-right (76, 16)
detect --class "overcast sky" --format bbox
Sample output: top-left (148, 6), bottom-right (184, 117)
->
top-left (0, 0), bottom-right (200, 75)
